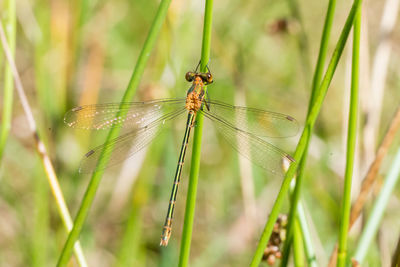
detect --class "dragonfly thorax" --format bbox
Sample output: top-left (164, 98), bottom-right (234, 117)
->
top-left (185, 89), bottom-right (204, 112)
top-left (185, 75), bottom-right (207, 112)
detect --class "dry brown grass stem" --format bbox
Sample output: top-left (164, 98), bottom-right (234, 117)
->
top-left (328, 106), bottom-right (400, 266)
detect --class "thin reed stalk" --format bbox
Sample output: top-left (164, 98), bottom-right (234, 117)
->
top-left (250, 1), bottom-right (362, 266)
top-left (56, 0), bottom-right (173, 266)
top-left (297, 202), bottom-right (318, 267)
top-left (337, 7), bottom-right (361, 267)
top-left (0, 19), bottom-right (88, 267)
top-left (328, 107), bottom-right (400, 266)
top-left (178, 1), bottom-right (213, 266)
top-left (0, 0), bottom-right (16, 161)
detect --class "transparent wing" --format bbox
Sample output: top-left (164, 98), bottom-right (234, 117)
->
top-left (79, 108), bottom-right (186, 173)
top-left (202, 110), bottom-right (295, 177)
top-left (64, 98), bottom-right (186, 130)
top-left (206, 100), bottom-right (299, 138)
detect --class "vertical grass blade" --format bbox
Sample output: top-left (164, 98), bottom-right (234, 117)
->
top-left (250, 1), bottom-right (362, 266)
top-left (281, 0), bottom-right (337, 264)
top-left (353, 148), bottom-right (400, 263)
top-left (178, 0), bottom-right (213, 266)
top-left (337, 7), bottom-right (361, 267)
top-left (293, 219), bottom-right (305, 266)
top-left (0, 19), bottom-right (88, 267)
top-left (56, 0), bottom-right (173, 266)
top-left (0, 0), bottom-right (16, 161)
top-left (309, 0), bottom-right (338, 108)
top-left (297, 202), bottom-right (318, 267)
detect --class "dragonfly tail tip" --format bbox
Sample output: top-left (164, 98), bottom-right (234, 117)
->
top-left (160, 239), bottom-right (169, 247)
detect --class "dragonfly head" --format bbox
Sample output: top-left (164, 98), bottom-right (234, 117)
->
top-left (201, 72), bottom-right (213, 84)
top-left (185, 71), bottom-right (213, 85)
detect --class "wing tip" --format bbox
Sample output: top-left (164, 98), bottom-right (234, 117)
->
top-left (85, 150), bottom-right (95, 157)
top-left (286, 154), bottom-right (295, 162)
top-left (286, 115), bottom-right (295, 122)
top-left (72, 106), bottom-right (84, 112)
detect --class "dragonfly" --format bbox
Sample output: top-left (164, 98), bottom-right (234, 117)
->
top-left (64, 64), bottom-right (299, 246)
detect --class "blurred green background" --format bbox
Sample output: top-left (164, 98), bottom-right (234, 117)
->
top-left (1, 0), bottom-right (400, 266)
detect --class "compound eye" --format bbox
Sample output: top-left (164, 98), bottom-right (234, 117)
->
top-left (206, 73), bottom-right (213, 84)
top-left (185, 72), bottom-right (194, 82)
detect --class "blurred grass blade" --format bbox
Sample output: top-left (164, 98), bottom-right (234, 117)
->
top-left (56, 0), bottom-right (173, 266)
top-left (286, 0), bottom-right (312, 85)
top-left (337, 7), bottom-right (361, 267)
top-left (250, 0), bottom-right (362, 266)
top-left (0, 0), bottom-right (16, 161)
top-left (0, 18), bottom-right (88, 267)
top-left (116, 135), bottom-right (167, 266)
top-left (178, 1), bottom-right (213, 266)
top-left (32, 160), bottom-right (49, 267)
top-left (353, 148), bottom-right (400, 264)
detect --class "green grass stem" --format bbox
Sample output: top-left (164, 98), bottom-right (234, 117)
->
top-left (284, 180), bottom-right (318, 267)
top-left (297, 201), bottom-right (318, 267)
top-left (250, 1), bottom-right (362, 266)
top-left (337, 7), bottom-right (361, 267)
top-left (293, 219), bottom-right (305, 266)
top-left (56, 1), bottom-right (172, 265)
top-left (178, 1), bottom-right (213, 266)
top-left (309, 0), bottom-right (337, 109)
top-left (353, 148), bottom-right (400, 263)
top-left (281, 0), bottom-right (337, 264)
top-left (0, 0), bottom-right (16, 161)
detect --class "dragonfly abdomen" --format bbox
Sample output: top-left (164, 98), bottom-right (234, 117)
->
top-left (160, 112), bottom-right (196, 246)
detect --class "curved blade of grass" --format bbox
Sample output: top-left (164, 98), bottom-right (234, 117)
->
top-left (281, 0), bottom-right (337, 264)
top-left (337, 7), bottom-right (361, 267)
top-left (353, 148), bottom-right (400, 264)
top-left (0, 0), bottom-right (16, 161)
top-left (178, 1), bottom-right (213, 266)
top-left (250, 1), bottom-right (362, 266)
top-left (56, 1), bottom-right (173, 266)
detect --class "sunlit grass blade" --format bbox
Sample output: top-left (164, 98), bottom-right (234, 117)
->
top-left (337, 7), bottom-right (361, 267)
top-left (293, 219), bottom-right (305, 266)
top-left (0, 0), bottom-right (16, 161)
top-left (250, 1), bottom-right (362, 266)
top-left (353, 148), bottom-right (400, 264)
top-left (56, 0), bottom-right (173, 265)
